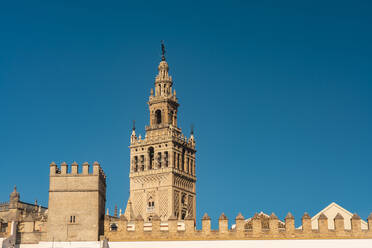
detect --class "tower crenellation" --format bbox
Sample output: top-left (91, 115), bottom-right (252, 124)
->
top-left (49, 161), bottom-right (106, 178)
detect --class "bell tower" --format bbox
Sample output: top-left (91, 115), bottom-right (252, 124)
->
top-left (126, 43), bottom-right (196, 222)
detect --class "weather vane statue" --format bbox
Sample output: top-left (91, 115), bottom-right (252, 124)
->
top-left (161, 40), bottom-right (166, 61)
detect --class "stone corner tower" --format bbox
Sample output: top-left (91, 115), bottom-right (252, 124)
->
top-left (126, 45), bottom-right (196, 222)
top-left (47, 161), bottom-right (106, 241)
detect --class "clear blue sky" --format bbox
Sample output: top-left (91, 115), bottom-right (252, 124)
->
top-left (1, 1), bottom-right (371, 227)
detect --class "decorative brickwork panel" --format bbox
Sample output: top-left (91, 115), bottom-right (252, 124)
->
top-left (174, 176), bottom-right (193, 192)
top-left (187, 195), bottom-right (193, 217)
top-left (159, 190), bottom-right (168, 219)
top-left (133, 192), bottom-right (144, 217)
top-left (174, 190), bottom-right (180, 218)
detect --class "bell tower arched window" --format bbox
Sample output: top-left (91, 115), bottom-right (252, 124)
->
top-left (155, 110), bottom-right (162, 124)
top-left (169, 111), bottom-right (174, 125)
top-left (148, 147), bottom-right (154, 169)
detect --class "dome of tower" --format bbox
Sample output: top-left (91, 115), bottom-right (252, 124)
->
top-left (158, 60), bottom-right (169, 71)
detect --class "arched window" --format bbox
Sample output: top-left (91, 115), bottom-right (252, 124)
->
top-left (181, 149), bottom-right (185, 171)
top-left (155, 110), bottom-right (162, 124)
top-left (164, 151), bottom-right (169, 167)
top-left (169, 111), bottom-right (174, 125)
top-left (148, 147), bottom-right (154, 169)
top-left (133, 156), bottom-right (138, 172)
top-left (157, 152), bottom-right (162, 168)
top-left (140, 155), bottom-right (145, 171)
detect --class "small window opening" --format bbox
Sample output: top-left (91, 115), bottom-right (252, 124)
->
top-left (1, 223), bottom-right (8, 233)
top-left (110, 223), bottom-right (118, 231)
top-left (69, 215), bottom-right (76, 223)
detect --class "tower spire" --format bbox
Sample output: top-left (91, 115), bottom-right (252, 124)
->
top-left (161, 40), bottom-right (166, 61)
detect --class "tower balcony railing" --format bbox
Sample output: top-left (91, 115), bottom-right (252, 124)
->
top-left (0, 202), bottom-right (9, 212)
top-left (145, 124), bottom-right (167, 131)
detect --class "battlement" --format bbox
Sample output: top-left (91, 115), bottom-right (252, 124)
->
top-left (104, 212), bottom-right (372, 241)
top-left (49, 161), bottom-right (106, 178)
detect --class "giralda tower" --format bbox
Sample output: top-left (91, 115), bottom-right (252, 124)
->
top-left (126, 44), bottom-right (196, 222)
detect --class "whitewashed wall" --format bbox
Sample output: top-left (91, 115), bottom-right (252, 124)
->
top-left (18, 239), bottom-right (372, 248)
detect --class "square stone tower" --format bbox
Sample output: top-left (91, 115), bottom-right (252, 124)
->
top-left (47, 161), bottom-right (106, 241)
top-left (126, 45), bottom-right (196, 222)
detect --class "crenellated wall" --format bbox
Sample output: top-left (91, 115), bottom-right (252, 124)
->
top-left (103, 213), bottom-right (372, 241)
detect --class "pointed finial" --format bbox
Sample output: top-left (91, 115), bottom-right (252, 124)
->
top-left (219, 213), bottom-right (228, 220)
top-left (190, 124), bottom-right (194, 135)
top-left (302, 212), bottom-right (311, 219)
top-left (285, 212), bottom-right (294, 220)
top-left (161, 40), bottom-right (166, 61)
top-left (132, 120), bottom-right (136, 131)
top-left (269, 212), bottom-right (278, 219)
top-left (14, 185), bottom-right (17, 192)
top-left (202, 213), bottom-right (211, 220)
top-left (235, 213), bottom-right (245, 220)
top-left (114, 204), bottom-right (118, 217)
